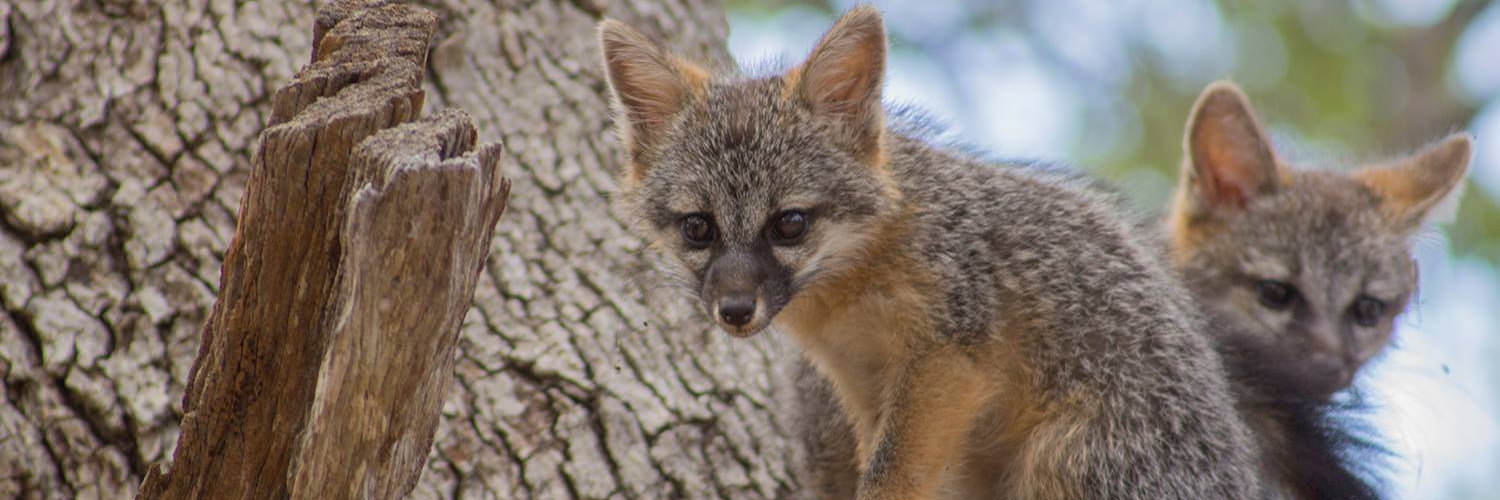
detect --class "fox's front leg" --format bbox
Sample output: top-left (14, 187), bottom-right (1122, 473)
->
top-left (856, 347), bottom-right (987, 500)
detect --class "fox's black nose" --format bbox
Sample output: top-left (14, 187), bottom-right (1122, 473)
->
top-left (718, 297), bottom-right (756, 326)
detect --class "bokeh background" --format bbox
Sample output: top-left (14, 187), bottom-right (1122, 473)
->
top-left (724, 0), bottom-right (1499, 498)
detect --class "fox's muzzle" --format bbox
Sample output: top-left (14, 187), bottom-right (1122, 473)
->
top-left (701, 248), bottom-right (787, 337)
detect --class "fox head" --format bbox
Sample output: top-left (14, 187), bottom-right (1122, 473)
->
top-left (1168, 82), bottom-right (1471, 399)
top-left (598, 7), bottom-right (899, 337)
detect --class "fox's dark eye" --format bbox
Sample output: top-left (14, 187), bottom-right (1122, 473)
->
top-left (681, 214), bottom-right (714, 248)
top-left (1349, 296), bottom-right (1386, 327)
top-left (1255, 280), bottom-right (1297, 310)
top-left (769, 210), bottom-right (809, 245)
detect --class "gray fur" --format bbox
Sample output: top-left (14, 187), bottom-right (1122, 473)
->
top-left (884, 133), bottom-right (1258, 498)
top-left (792, 359), bottom-right (859, 500)
top-left (603, 10), bottom-right (1261, 499)
top-left (1166, 168), bottom-right (1411, 500)
top-left (627, 82), bottom-right (1259, 499)
top-left (1155, 83), bottom-right (1473, 499)
top-left (614, 76), bottom-right (901, 330)
top-left (1171, 83), bottom-right (1470, 404)
top-left (1176, 170), bottom-right (1414, 396)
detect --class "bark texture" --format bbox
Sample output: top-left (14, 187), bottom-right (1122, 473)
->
top-left (1, 1), bottom-right (798, 499)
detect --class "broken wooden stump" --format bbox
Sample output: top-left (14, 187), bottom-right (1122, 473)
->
top-left (137, 2), bottom-right (510, 499)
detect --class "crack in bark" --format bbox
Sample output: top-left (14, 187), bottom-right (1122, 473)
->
top-left (7, 306), bottom-right (148, 478)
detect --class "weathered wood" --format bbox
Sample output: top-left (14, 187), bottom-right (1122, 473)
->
top-left (288, 110), bottom-right (508, 500)
top-left (134, 3), bottom-right (508, 499)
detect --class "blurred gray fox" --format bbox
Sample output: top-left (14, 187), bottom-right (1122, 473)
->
top-left (598, 6), bottom-right (1259, 499)
top-left (1168, 82), bottom-right (1472, 499)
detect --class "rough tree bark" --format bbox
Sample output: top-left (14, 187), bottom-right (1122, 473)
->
top-left (1, 1), bottom-right (799, 499)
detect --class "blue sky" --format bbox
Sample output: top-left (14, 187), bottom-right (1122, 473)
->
top-left (726, 1), bottom-right (1500, 497)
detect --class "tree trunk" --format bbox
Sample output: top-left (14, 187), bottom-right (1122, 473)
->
top-left (0, 1), bottom-right (799, 499)
top-left (131, 2), bottom-right (511, 499)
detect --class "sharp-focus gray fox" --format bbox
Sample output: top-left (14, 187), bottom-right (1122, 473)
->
top-left (1168, 82), bottom-right (1472, 499)
top-left (598, 6), bottom-right (1259, 499)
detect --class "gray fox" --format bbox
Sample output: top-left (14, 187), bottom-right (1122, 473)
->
top-left (599, 6), bottom-right (1258, 499)
top-left (1168, 82), bottom-right (1472, 499)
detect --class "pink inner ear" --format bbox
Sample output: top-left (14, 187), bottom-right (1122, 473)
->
top-left (798, 7), bottom-right (884, 119)
top-left (809, 69), bottom-right (863, 115)
top-left (618, 74), bottom-right (680, 125)
top-left (1188, 100), bottom-right (1277, 211)
top-left (1203, 147), bottom-right (1255, 208)
top-left (605, 49), bottom-right (682, 126)
top-left (803, 47), bottom-right (879, 116)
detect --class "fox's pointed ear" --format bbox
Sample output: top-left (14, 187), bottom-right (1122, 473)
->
top-left (598, 19), bottom-right (706, 165)
top-left (792, 5), bottom-right (886, 156)
top-left (1178, 82), bottom-right (1281, 218)
top-left (1355, 133), bottom-right (1471, 230)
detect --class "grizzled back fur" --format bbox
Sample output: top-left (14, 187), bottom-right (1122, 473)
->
top-left (1168, 82), bottom-right (1472, 498)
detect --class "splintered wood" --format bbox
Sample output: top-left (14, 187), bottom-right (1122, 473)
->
top-left (136, 2), bottom-right (509, 499)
